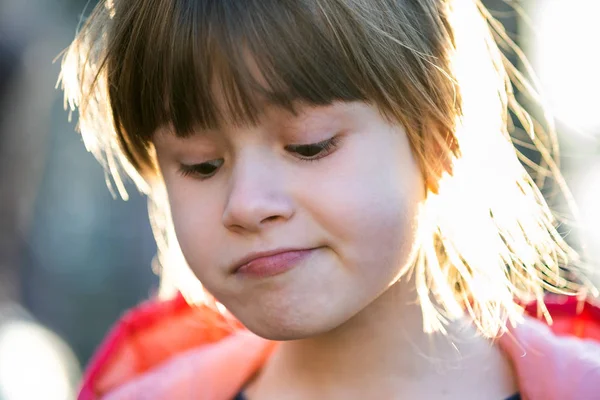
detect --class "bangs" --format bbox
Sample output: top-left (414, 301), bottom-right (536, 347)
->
top-left (108, 0), bottom-right (381, 142)
top-left (73, 0), bottom-right (460, 173)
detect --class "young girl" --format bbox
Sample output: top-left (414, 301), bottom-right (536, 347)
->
top-left (60, 0), bottom-right (600, 399)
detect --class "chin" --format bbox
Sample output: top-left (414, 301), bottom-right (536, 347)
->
top-left (236, 305), bottom-right (351, 341)
top-left (244, 323), bottom-right (326, 341)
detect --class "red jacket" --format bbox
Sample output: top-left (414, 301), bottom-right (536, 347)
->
top-left (78, 294), bottom-right (600, 400)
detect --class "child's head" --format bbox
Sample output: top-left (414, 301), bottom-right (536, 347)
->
top-left (60, 0), bottom-right (595, 339)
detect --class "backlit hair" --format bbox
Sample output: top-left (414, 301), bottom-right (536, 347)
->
top-left (60, 0), bottom-right (597, 337)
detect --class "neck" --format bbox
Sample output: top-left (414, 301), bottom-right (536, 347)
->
top-left (245, 279), bottom-right (518, 400)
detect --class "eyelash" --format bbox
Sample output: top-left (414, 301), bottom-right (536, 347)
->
top-left (178, 136), bottom-right (340, 180)
top-left (284, 136), bottom-right (340, 161)
top-left (178, 159), bottom-right (224, 180)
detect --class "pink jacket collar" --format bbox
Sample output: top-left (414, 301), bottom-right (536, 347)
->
top-left (79, 294), bottom-right (600, 400)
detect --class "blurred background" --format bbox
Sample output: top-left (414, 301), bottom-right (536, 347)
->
top-left (0, 0), bottom-right (599, 399)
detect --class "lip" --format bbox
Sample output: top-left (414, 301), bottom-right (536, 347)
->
top-left (233, 248), bottom-right (317, 278)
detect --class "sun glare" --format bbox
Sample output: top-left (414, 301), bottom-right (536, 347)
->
top-left (0, 320), bottom-right (80, 400)
top-left (527, 0), bottom-right (600, 133)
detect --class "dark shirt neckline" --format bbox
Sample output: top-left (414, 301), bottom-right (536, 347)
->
top-left (234, 392), bottom-right (521, 400)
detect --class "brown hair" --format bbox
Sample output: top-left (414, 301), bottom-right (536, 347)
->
top-left (60, 0), bottom-right (596, 337)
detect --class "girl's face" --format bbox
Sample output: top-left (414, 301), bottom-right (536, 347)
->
top-left (154, 101), bottom-right (425, 339)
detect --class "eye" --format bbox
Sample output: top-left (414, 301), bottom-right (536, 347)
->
top-left (178, 159), bottom-right (224, 180)
top-left (285, 136), bottom-right (340, 160)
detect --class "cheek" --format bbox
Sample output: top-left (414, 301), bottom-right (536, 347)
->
top-left (299, 132), bottom-right (424, 277)
top-left (164, 180), bottom-right (224, 281)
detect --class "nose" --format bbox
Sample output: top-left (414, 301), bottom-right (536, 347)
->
top-left (222, 151), bottom-right (294, 233)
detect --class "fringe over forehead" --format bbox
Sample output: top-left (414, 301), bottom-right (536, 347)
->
top-left (71, 0), bottom-right (460, 175)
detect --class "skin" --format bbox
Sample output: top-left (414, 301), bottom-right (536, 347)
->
top-left (153, 101), bottom-right (518, 399)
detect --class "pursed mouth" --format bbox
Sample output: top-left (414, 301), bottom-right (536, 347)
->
top-left (232, 248), bottom-right (320, 277)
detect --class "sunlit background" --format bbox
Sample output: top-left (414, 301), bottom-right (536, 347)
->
top-left (0, 1), bottom-right (599, 398)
